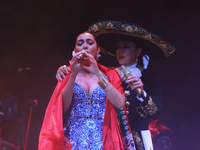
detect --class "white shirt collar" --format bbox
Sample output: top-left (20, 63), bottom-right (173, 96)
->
top-left (116, 63), bottom-right (142, 83)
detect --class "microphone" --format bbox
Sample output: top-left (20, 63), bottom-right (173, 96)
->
top-left (0, 111), bottom-right (4, 116)
top-left (27, 99), bottom-right (38, 107)
top-left (0, 138), bottom-right (19, 149)
top-left (123, 68), bottom-right (146, 100)
top-left (18, 67), bottom-right (32, 73)
top-left (76, 50), bottom-right (86, 63)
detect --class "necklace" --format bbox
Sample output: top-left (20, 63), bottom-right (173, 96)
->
top-left (87, 102), bottom-right (91, 114)
top-left (87, 93), bottom-right (91, 115)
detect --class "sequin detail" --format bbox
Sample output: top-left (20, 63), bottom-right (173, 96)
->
top-left (64, 82), bottom-right (106, 150)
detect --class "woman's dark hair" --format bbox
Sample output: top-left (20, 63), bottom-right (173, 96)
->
top-left (129, 40), bottom-right (144, 72)
top-left (137, 54), bottom-right (144, 72)
top-left (76, 31), bottom-right (99, 47)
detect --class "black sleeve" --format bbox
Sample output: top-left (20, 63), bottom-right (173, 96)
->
top-left (141, 71), bottom-right (162, 120)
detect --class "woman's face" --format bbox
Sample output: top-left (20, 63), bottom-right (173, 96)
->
top-left (75, 33), bottom-right (99, 58)
top-left (116, 41), bottom-right (141, 66)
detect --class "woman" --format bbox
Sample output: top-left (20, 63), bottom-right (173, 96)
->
top-left (56, 21), bottom-right (175, 150)
top-left (38, 32), bottom-right (125, 150)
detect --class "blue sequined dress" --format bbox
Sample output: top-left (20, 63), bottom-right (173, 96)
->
top-left (64, 82), bottom-right (106, 150)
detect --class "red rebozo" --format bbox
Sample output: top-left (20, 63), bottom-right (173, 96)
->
top-left (38, 63), bottom-right (124, 150)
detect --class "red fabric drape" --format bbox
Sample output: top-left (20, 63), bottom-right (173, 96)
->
top-left (38, 64), bottom-right (124, 150)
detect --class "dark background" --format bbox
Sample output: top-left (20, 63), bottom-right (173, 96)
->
top-left (0, 0), bottom-right (200, 149)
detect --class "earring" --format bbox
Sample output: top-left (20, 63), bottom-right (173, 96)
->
top-left (95, 53), bottom-right (101, 61)
top-left (72, 51), bottom-right (75, 56)
top-left (143, 55), bottom-right (150, 69)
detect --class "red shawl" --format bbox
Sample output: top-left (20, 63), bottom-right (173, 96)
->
top-left (38, 64), bottom-right (124, 150)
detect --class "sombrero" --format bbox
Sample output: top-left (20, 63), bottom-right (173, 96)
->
top-left (87, 20), bottom-right (175, 59)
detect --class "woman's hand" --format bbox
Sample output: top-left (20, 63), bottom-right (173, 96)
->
top-left (56, 65), bottom-right (70, 81)
top-left (56, 52), bottom-right (101, 81)
top-left (127, 76), bottom-right (144, 91)
top-left (70, 51), bottom-right (84, 77)
top-left (81, 52), bottom-right (101, 75)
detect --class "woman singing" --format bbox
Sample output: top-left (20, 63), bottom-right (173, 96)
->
top-left (38, 32), bottom-right (125, 150)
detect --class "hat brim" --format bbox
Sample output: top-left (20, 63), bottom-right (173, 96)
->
top-left (88, 20), bottom-right (175, 59)
top-left (96, 33), bottom-right (165, 60)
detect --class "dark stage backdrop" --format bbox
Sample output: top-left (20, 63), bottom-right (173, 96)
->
top-left (0, 0), bottom-right (200, 150)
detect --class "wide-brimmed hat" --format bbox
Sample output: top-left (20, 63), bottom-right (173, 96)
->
top-left (87, 20), bottom-right (175, 59)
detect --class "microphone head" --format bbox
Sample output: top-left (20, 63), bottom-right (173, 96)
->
top-left (18, 67), bottom-right (32, 73)
top-left (27, 99), bottom-right (38, 107)
top-left (76, 50), bottom-right (86, 63)
top-left (18, 68), bottom-right (23, 73)
top-left (123, 68), bottom-right (132, 78)
top-left (32, 100), bottom-right (38, 107)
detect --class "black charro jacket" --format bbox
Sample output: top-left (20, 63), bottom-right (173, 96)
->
top-left (124, 69), bottom-right (162, 131)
